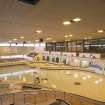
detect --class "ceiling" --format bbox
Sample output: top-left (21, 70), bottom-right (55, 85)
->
top-left (0, 0), bottom-right (105, 42)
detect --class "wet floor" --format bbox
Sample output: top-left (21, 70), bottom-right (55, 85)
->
top-left (0, 65), bottom-right (30, 74)
top-left (0, 65), bottom-right (105, 102)
top-left (39, 70), bottom-right (105, 102)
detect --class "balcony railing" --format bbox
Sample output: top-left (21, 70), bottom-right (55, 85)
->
top-left (0, 89), bottom-right (104, 105)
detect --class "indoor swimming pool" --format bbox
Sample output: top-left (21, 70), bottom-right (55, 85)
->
top-left (0, 65), bottom-right (105, 102)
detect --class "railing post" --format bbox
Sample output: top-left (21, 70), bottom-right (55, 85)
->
top-left (12, 93), bottom-right (15, 105)
top-left (34, 94), bottom-right (36, 105)
top-left (0, 96), bottom-right (2, 105)
top-left (54, 91), bottom-right (56, 99)
top-left (23, 93), bottom-right (25, 104)
top-left (64, 92), bottom-right (66, 100)
top-left (45, 92), bottom-right (47, 104)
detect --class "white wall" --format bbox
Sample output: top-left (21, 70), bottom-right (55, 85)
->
top-left (0, 43), bottom-right (45, 56)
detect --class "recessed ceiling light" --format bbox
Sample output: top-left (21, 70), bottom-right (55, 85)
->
top-left (64, 35), bottom-right (68, 38)
top-left (46, 37), bottom-right (52, 41)
top-left (68, 39), bottom-right (71, 41)
top-left (52, 40), bottom-right (56, 43)
top-left (97, 30), bottom-right (104, 33)
top-left (20, 36), bottom-right (24, 39)
top-left (13, 39), bottom-right (17, 41)
top-left (68, 34), bottom-right (73, 37)
top-left (36, 30), bottom-right (42, 34)
top-left (35, 40), bottom-right (39, 42)
top-left (84, 37), bottom-right (87, 40)
top-left (63, 21), bottom-right (71, 25)
top-left (65, 39), bottom-right (71, 41)
top-left (72, 17), bottom-right (82, 22)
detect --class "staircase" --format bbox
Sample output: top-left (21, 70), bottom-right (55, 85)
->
top-left (50, 99), bottom-right (70, 105)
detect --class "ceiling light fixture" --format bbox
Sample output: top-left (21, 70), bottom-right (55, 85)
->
top-left (65, 39), bottom-right (71, 41)
top-left (97, 30), bottom-right (104, 33)
top-left (35, 40), bottom-right (39, 42)
top-left (72, 17), bottom-right (82, 22)
top-left (84, 37), bottom-right (87, 40)
top-left (63, 21), bottom-right (71, 25)
top-left (46, 37), bottom-right (52, 41)
top-left (69, 34), bottom-right (73, 37)
top-left (13, 39), bottom-right (17, 41)
top-left (52, 40), bottom-right (56, 43)
top-left (36, 30), bottom-right (42, 34)
top-left (64, 35), bottom-right (68, 38)
top-left (20, 36), bottom-right (24, 39)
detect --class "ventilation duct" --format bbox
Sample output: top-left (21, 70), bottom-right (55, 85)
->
top-left (18, 0), bottom-right (40, 5)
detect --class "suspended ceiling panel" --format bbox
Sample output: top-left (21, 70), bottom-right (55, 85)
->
top-left (0, 0), bottom-right (105, 42)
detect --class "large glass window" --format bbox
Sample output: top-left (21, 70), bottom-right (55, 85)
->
top-left (84, 40), bottom-right (91, 52)
top-left (56, 42), bottom-right (65, 51)
top-left (46, 43), bottom-right (54, 51)
top-left (90, 39), bottom-right (100, 52)
top-left (99, 39), bottom-right (105, 52)
top-left (71, 41), bottom-right (76, 52)
top-left (76, 40), bottom-right (83, 52)
top-left (68, 42), bottom-right (72, 52)
top-left (46, 38), bottom-right (105, 53)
